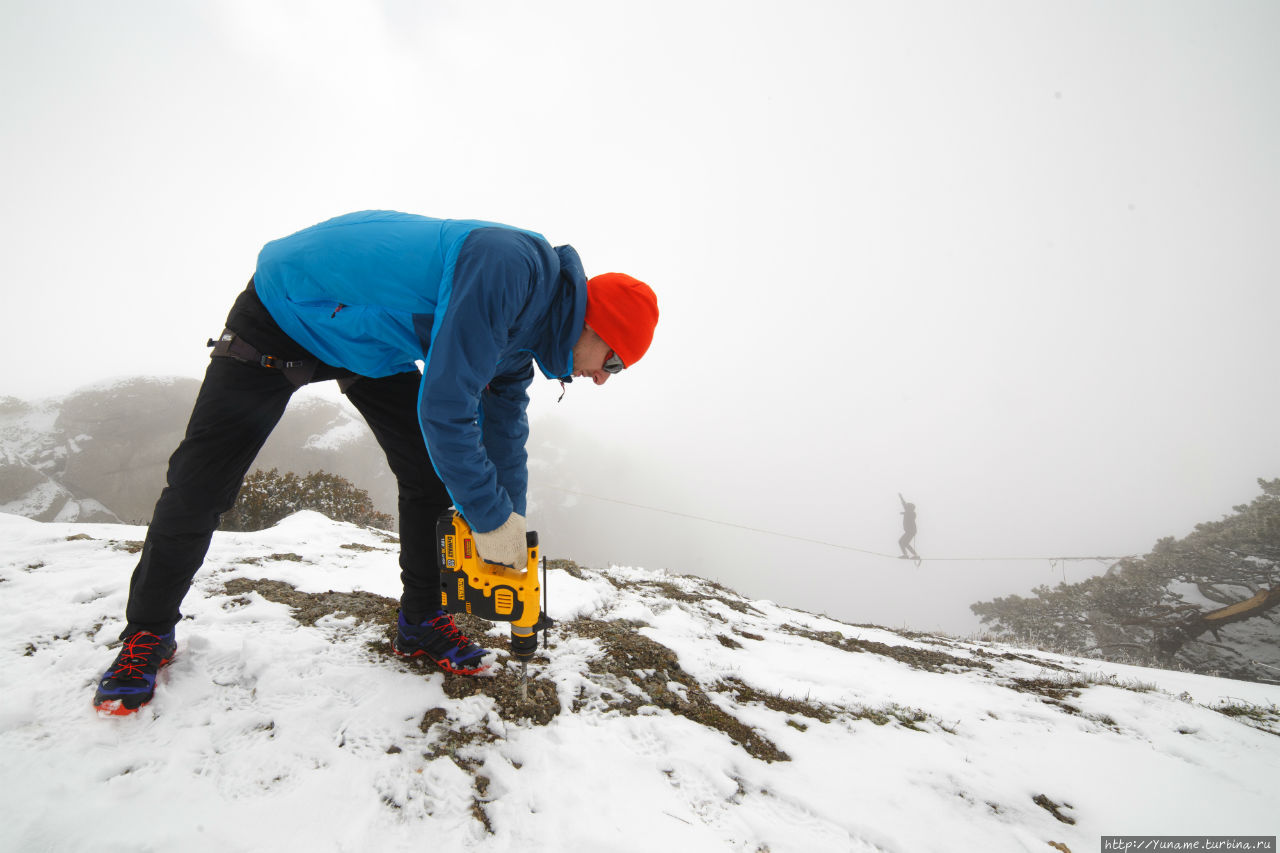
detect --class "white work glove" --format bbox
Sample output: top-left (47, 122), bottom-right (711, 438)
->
top-left (472, 512), bottom-right (526, 569)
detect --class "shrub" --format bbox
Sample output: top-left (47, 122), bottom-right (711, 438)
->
top-left (220, 468), bottom-right (393, 532)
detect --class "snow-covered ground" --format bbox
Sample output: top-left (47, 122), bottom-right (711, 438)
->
top-left (1, 511), bottom-right (1276, 853)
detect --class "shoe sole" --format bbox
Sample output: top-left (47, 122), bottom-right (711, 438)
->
top-left (392, 646), bottom-right (489, 676)
top-left (95, 698), bottom-right (148, 717)
top-left (93, 652), bottom-right (176, 717)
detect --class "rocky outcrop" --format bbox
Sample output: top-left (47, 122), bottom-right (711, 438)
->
top-left (0, 376), bottom-right (393, 526)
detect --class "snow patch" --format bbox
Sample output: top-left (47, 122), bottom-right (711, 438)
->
top-left (303, 414), bottom-right (368, 452)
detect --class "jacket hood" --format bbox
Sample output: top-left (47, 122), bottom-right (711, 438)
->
top-left (531, 244), bottom-right (588, 379)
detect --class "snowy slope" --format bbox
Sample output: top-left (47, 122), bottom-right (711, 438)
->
top-left (0, 394), bottom-right (118, 522)
top-left (1, 512), bottom-right (1277, 853)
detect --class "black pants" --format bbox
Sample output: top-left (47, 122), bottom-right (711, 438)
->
top-left (899, 527), bottom-right (918, 557)
top-left (122, 283), bottom-right (451, 637)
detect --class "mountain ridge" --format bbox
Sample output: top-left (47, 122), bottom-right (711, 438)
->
top-left (0, 376), bottom-right (393, 525)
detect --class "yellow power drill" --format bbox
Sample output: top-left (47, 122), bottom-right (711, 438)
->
top-left (436, 511), bottom-right (543, 674)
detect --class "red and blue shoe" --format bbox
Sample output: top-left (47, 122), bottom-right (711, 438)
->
top-left (392, 611), bottom-right (490, 675)
top-left (92, 630), bottom-right (177, 716)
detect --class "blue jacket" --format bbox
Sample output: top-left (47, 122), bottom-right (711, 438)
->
top-left (252, 211), bottom-right (587, 533)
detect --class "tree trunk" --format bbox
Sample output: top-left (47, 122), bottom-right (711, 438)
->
top-left (1154, 586), bottom-right (1280, 656)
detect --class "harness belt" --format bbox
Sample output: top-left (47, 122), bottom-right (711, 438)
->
top-left (207, 329), bottom-right (319, 388)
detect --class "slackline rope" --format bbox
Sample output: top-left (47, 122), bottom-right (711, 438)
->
top-left (539, 485), bottom-right (1131, 565)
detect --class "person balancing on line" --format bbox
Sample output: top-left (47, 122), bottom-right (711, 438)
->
top-left (93, 210), bottom-right (659, 716)
top-left (898, 493), bottom-right (920, 561)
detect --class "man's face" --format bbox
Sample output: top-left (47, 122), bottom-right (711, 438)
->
top-left (572, 327), bottom-right (615, 386)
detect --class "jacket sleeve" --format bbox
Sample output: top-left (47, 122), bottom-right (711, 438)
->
top-left (481, 363), bottom-right (534, 517)
top-left (417, 231), bottom-right (534, 533)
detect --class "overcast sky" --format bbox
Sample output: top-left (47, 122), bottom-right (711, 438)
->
top-left (3, 1), bottom-right (1278, 633)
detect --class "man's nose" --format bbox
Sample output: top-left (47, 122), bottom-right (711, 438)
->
top-left (593, 370), bottom-right (611, 386)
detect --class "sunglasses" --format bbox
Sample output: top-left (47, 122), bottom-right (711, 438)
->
top-left (602, 350), bottom-right (625, 374)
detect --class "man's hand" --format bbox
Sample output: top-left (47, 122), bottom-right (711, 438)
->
top-left (473, 512), bottom-right (527, 568)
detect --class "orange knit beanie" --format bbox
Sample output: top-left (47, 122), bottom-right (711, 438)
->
top-left (584, 273), bottom-right (658, 368)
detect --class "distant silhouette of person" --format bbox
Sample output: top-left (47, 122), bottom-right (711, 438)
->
top-left (898, 493), bottom-right (919, 560)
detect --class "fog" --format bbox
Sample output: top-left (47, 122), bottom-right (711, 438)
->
top-left (3, 1), bottom-right (1277, 633)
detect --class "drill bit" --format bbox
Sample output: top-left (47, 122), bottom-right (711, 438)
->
top-left (520, 660), bottom-right (528, 703)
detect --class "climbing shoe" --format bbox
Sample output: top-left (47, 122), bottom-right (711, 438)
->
top-left (92, 630), bottom-right (177, 716)
top-left (392, 611), bottom-right (491, 675)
